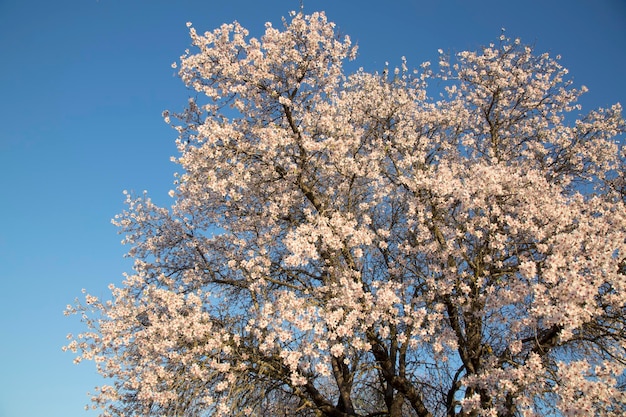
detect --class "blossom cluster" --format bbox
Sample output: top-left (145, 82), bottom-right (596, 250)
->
top-left (66, 10), bottom-right (626, 417)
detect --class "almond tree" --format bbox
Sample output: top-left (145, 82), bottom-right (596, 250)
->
top-left (65, 10), bottom-right (626, 417)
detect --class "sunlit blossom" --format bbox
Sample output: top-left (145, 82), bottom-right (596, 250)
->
top-left (65, 8), bottom-right (626, 417)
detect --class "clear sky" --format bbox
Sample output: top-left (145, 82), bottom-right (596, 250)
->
top-left (0, 1), bottom-right (624, 416)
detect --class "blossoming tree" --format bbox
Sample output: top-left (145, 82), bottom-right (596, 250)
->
top-left (66, 10), bottom-right (626, 417)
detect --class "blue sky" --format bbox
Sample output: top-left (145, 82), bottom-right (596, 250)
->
top-left (0, 1), bottom-right (624, 416)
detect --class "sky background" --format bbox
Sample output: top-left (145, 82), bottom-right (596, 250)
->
top-left (0, 1), bottom-right (624, 416)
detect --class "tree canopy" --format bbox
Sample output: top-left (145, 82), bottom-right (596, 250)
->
top-left (66, 10), bottom-right (626, 417)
